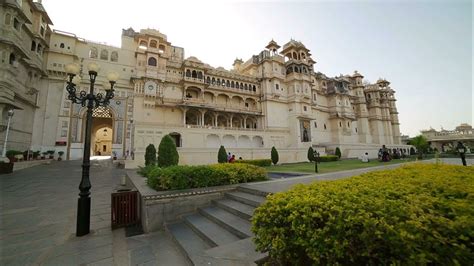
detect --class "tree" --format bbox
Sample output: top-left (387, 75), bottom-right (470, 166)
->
top-left (410, 147), bottom-right (416, 156)
top-left (335, 147), bottom-right (342, 159)
top-left (218, 145), bottom-right (227, 163)
top-left (409, 135), bottom-right (428, 159)
top-left (157, 135), bottom-right (179, 167)
top-left (145, 144), bottom-right (157, 166)
top-left (307, 147), bottom-right (315, 162)
top-left (271, 146), bottom-right (279, 165)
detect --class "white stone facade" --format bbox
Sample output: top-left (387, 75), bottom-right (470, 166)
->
top-left (1, 2), bottom-right (409, 165)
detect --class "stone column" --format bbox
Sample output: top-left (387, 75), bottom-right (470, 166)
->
top-left (214, 113), bottom-right (218, 127)
top-left (182, 107), bottom-right (187, 125)
top-left (200, 110), bottom-right (206, 126)
top-left (229, 115), bottom-right (233, 128)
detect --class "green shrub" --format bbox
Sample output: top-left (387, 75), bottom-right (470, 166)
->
top-left (335, 147), bottom-right (341, 159)
top-left (145, 144), bottom-right (157, 166)
top-left (158, 135), bottom-right (179, 167)
top-left (239, 159), bottom-right (271, 167)
top-left (318, 155), bottom-right (338, 162)
top-left (6, 150), bottom-right (22, 157)
top-left (144, 163), bottom-right (267, 191)
top-left (271, 146), bottom-right (279, 165)
top-left (218, 145), bottom-right (227, 163)
top-left (307, 147), bottom-right (315, 162)
top-left (252, 164), bottom-right (474, 265)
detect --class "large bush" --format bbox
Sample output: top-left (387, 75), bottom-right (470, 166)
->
top-left (239, 159), bottom-right (271, 167)
top-left (271, 146), bottom-right (279, 165)
top-left (145, 144), bottom-right (157, 166)
top-left (252, 164), bottom-right (474, 265)
top-left (144, 163), bottom-right (268, 190)
top-left (157, 135), bottom-right (179, 167)
top-left (335, 147), bottom-right (342, 159)
top-left (218, 145), bottom-right (227, 163)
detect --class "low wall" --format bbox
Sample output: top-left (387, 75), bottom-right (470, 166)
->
top-left (126, 170), bottom-right (237, 233)
top-left (13, 159), bottom-right (52, 171)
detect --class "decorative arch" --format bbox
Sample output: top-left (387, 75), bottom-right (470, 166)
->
top-left (237, 135), bottom-right (251, 148)
top-left (89, 47), bottom-right (98, 58)
top-left (186, 69), bottom-right (191, 77)
top-left (148, 57), bottom-right (157, 66)
top-left (100, 49), bottom-right (109, 60)
top-left (216, 94), bottom-right (229, 106)
top-left (206, 134), bottom-right (220, 148)
top-left (252, 136), bottom-right (264, 148)
top-left (111, 51), bottom-right (118, 62)
top-left (231, 95), bottom-right (244, 107)
top-left (223, 135), bottom-right (237, 148)
top-left (150, 40), bottom-right (157, 48)
top-left (191, 70), bottom-right (197, 78)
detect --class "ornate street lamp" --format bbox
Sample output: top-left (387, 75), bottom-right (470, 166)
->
top-left (64, 62), bottom-right (119, 236)
top-left (2, 109), bottom-right (14, 158)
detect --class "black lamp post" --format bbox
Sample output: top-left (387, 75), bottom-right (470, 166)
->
top-left (64, 62), bottom-right (119, 236)
top-left (456, 141), bottom-right (467, 166)
top-left (313, 150), bottom-right (320, 173)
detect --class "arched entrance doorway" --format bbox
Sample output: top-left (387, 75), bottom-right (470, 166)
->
top-left (90, 106), bottom-right (113, 156)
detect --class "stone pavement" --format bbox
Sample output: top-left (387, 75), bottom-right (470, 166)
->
top-left (0, 159), bottom-right (188, 266)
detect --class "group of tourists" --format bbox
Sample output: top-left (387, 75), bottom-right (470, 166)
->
top-left (227, 152), bottom-right (242, 163)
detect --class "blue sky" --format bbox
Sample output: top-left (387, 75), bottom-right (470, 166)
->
top-left (43, 0), bottom-right (472, 136)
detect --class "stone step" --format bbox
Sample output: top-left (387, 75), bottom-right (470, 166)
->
top-left (237, 186), bottom-right (270, 197)
top-left (213, 198), bottom-right (255, 220)
top-left (167, 222), bottom-right (211, 265)
top-left (183, 214), bottom-right (241, 247)
top-left (199, 206), bottom-right (252, 239)
top-left (225, 191), bottom-right (266, 207)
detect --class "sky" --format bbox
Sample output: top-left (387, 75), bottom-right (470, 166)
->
top-left (42, 0), bottom-right (472, 137)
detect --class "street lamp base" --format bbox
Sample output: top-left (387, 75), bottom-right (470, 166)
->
top-left (76, 196), bottom-right (91, 236)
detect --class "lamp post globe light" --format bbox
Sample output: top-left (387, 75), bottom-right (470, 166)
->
top-left (2, 108), bottom-right (14, 158)
top-left (64, 62), bottom-right (119, 236)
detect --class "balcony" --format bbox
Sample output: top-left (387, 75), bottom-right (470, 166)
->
top-left (183, 76), bottom-right (205, 84)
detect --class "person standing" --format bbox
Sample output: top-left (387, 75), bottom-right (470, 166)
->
top-left (456, 142), bottom-right (467, 166)
top-left (227, 152), bottom-right (232, 162)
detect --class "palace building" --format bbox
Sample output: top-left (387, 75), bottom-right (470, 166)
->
top-left (1, 0), bottom-right (409, 165)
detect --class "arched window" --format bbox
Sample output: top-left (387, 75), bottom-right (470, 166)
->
top-left (89, 47), bottom-right (98, 58)
top-left (158, 45), bottom-right (165, 54)
top-left (217, 79), bottom-right (221, 86)
top-left (206, 76), bottom-right (210, 84)
top-left (275, 84), bottom-right (279, 90)
top-left (226, 80), bottom-right (230, 87)
top-left (4, 13), bottom-right (11, 25)
top-left (292, 52), bottom-right (297, 59)
top-left (231, 81), bottom-right (235, 88)
top-left (150, 40), bottom-right (157, 48)
top-left (252, 85), bottom-right (256, 92)
top-left (197, 71), bottom-right (203, 79)
top-left (148, 57), bottom-right (157, 66)
top-left (139, 40), bottom-right (147, 48)
top-left (9, 53), bottom-right (15, 65)
top-left (191, 70), bottom-right (197, 78)
top-left (100, 49), bottom-right (108, 60)
top-left (111, 51), bottom-right (118, 62)
top-left (211, 77), bottom-right (216, 85)
top-left (240, 83), bottom-right (243, 89)
top-left (186, 69), bottom-right (191, 77)
top-left (244, 84), bottom-right (248, 90)
top-left (60, 43), bottom-right (65, 48)
top-left (235, 82), bottom-right (239, 89)
top-left (37, 44), bottom-right (42, 54)
top-left (31, 41), bottom-right (36, 51)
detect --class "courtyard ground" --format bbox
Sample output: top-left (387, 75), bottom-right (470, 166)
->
top-left (0, 158), bottom-right (471, 265)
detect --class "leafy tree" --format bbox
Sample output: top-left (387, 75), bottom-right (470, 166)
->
top-left (307, 147), bottom-right (315, 162)
top-left (158, 135), bottom-right (179, 167)
top-left (410, 147), bottom-right (416, 156)
top-left (145, 144), bottom-right (157, 166)
top-left (409, 135), bottom-right (429, 159)
top-left (271, 146), bottom-right (279, 165)
top-left (335, 147), bottom-right (342, 159)
top-left (218, 145), bottom-right (227, 163)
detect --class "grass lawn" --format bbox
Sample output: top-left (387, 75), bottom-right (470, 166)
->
top-left (265, 158), bottom-right (418, 174)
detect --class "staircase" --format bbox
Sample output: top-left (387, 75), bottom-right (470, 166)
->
top-left (166, 186), bottom-right (269, 265)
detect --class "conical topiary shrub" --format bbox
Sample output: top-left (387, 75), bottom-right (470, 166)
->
top-left (158, 135), bottom-right (179, 167)
top-left (271, 146), bottom-right (279, 165)
top-left (218, 145), bottom-right (227, 163)
top-left (145, 144), bottom-right (157, 166)
top-left (335, 147), bottom-right (342, 159)
top-left (307, 146), bottom-right (315, 162)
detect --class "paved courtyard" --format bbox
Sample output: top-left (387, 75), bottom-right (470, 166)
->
top-left (0, 158), bottom-right (471, 265)
top-left (0, 159), bottom-right (188, 266)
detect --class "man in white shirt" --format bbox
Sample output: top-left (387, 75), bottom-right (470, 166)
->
top-left (361, 152), bottom-right (369, 163)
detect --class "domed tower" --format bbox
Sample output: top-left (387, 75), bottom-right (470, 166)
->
top-left (352, 71), bottom-right (370, 143)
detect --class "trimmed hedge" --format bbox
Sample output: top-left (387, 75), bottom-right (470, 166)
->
top-left (239, 159), bottom-right (271, 167)
top-left (318, 155), bottom-right (338, 162)
top-left (252, 164), bottom-right (474, 265)
top-left (142, 163), bottom-right (268, 191)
